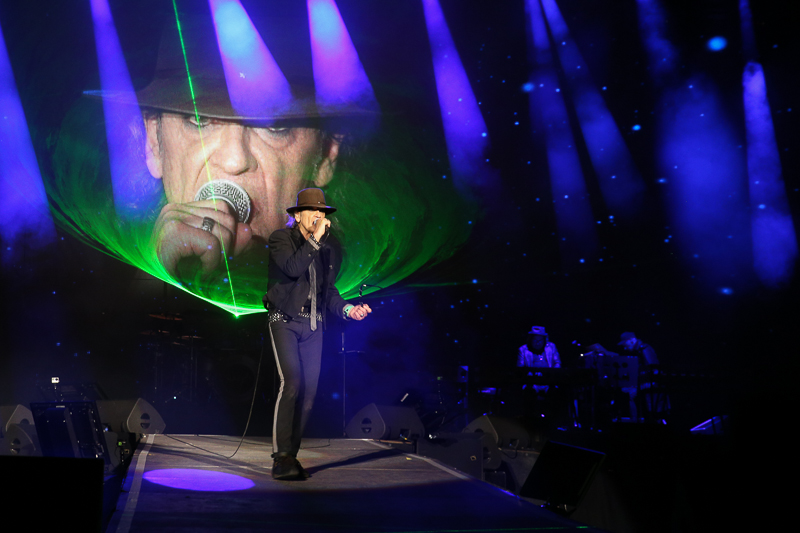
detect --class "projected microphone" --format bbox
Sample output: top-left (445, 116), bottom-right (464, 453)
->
top-left (193, 180), bottom-right (252, 223)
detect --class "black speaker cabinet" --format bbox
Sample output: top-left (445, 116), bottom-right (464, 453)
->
top-left (345, 403), bottom-right (424, 441)
top-left (1, 456), bottom-right (104, 532)
top-left (519, 440), bottom-right (605, 514)
top-left (463, 415), bottom-right (532, 449)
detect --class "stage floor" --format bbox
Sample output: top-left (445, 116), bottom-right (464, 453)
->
top-left (105, 435), bottom-right (604, 533)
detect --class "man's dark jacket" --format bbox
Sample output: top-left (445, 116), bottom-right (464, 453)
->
top-left (263, 226), bottom-right (348, 326)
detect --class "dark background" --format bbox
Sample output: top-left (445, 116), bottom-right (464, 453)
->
top-left (0, 0), bottom-right (796, 443)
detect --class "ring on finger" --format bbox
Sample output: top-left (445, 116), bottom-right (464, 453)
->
top-left (201, 217), bottom-right (215, 233)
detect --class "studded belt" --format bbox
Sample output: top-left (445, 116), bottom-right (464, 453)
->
top-left (268, 310), bottom-right (322, 323)
top-left (268, 311), bottom-right (288, 323)
top-left (297, 310), bottom-right (323, 322)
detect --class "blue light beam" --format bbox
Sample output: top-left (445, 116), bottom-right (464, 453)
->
top-left (90, 0), bottom-right (160, 219)
top-left (638, 0), bottom-right (752, 288)
top-left (308, 0), bottom-right (378, 115)
top-left (421, 0), bottom-right (492, 193)
top-left (209, 0), bottom-right (293, 118)
top-left (0, 15), bottom-right (56, 259)
top-left (526, 0), bottom-right (598, 264)
top-left (539, 0), bottom-right (646, 219)
top-left (635, 0), bottom-right (676, 86)
top-left (657, 80), bottom-right (751, 286)
top-left (742, 68), bottom-right (797, 286)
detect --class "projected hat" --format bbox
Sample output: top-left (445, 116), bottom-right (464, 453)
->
top-left (286, 188), bottom-right (337, 214)
top-left (618, 332), bottom-right (636, 345)
top-left (86, 3), bottom-right (379, 122)
top-left (528, 326), bottom-right (548, 336)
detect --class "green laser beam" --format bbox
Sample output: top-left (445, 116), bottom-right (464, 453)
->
top-left (171, 0), bottom-right (239, 314)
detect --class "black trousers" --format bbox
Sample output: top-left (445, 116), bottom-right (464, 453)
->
top-left (267, 315), bottom-right (323, 456)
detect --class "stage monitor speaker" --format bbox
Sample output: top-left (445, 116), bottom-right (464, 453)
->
top-left (0, 404), bottom-right (34, 436)
top-left (345, 403), bottom-right (424, 441)
top-left (0, 423), bottom-right (41, 456)
top-left (519, 440), bottom-right (605, 515)
top-left (416, 433), bottom-right (487, 479)
top-left (96, 398), bottom-right (166, 437)
top-left (463, 415), bottom-right (533, 449)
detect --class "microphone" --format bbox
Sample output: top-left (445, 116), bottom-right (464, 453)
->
top-left (193, 180), bottom-right (251, 223)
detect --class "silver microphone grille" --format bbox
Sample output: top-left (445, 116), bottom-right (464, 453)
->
top-left (193, 180), bottom-right (252, 223)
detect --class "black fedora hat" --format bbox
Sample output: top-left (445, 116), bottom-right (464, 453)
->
top-left (85, 2), bottom-right (378, 122)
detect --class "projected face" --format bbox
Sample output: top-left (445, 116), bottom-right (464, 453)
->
top-left (143, 112), bottom-right (340, 276)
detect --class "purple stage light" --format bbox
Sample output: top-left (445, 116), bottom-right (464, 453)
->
top-left (657, 79), bottom-right (751, 286)
top-left (209, 0), bottom-right (292, 118)
top-left (308, 0), bottom-right (378, 114)
top-left (526, 0), bottom-right (597, 263)
top-left (743, 62), bottom-right (797, 286)
top-left (144, 468), bottom-right (255, 492)
top-left (0, 15), bottom-right (56, 258)
top-left (421, 0), bottom-right (491, 192)
top-left (539, 0), bottom-right (645, 219)
top-left (89, 0), bottom-right (160, 219)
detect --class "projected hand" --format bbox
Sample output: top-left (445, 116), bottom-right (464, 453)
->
top-left (152, 200), bottom-right (254, 277)
top-left (348, 304), bottom-right (372, 321)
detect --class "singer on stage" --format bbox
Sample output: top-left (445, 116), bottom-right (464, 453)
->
top-left (263, 188), bottom-right (371, 480)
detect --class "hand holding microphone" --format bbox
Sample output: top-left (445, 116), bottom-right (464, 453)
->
top-left (312, 217), bottom-right (331, 242)
top-left (152, 180), bottom-right (253, 277)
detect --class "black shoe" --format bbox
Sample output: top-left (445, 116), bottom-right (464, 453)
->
top-left (272, 454), bottom-right (302, 480)
top-left (296, 459), bottom-right (311, 479)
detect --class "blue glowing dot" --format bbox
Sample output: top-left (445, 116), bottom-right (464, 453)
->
top-left (657, 178), bottom-right (668, 183)
top-left (481, 132), bottom-right (487, 137)
top-left (564, 194), bottom-right (569, 199)
top-left (602, 86), bottom-right (607, 91)
top-left (522, 82), bottom-right (534, 92)
top-left (579, 258), bottom-right (585, 263)
top-left (720, 287), bottom-right (734, 295)
top-left (707, 36), bottom-right (727, 51)
top-left (555, 88), bottom-right (561, 92)
top-left (632, 124), bottom-right (641, 131)
top-left (758, 204), bottom-right (766, 209)
top-left (472, 279), bottom-right (478, 284)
